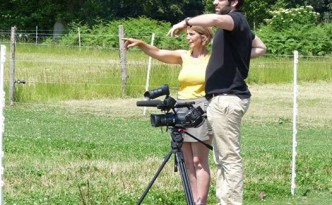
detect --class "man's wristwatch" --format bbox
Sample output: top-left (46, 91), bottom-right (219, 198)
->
top-left (185, 17), bottom-right (192, 27)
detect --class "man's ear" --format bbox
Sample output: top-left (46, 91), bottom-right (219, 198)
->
top-left (231, 0), bottom-right (238, 7)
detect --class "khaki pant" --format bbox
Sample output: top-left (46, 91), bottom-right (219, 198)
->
top-left (207, 95), bottom-right (250, 205)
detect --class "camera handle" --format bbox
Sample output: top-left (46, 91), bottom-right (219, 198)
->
top-left (136, 127), bottom-right (195, 205)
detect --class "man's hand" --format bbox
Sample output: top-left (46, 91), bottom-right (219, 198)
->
top-left (167, 21), bottom-right (187, 37)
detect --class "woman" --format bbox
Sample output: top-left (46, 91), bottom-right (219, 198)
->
top-left (123, 26), bottom-right (214, 205)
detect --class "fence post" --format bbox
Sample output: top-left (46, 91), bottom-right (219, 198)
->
top-left (144, 33), bottom-right (155, 93)
top-left (291, 50), bottom-right (299, 196)
top-left (143, 33), bottom-right (155, 115)
top-left (118, 25), bottom-right (127, 94)
top-left (9, 26), bottom-right (16, 106)
top-left (0, 45), bottom-right (6, 205)
top-left (35, 26), bottom-right (38, 45)
top-left (78, 27), bottom-right (81, 48)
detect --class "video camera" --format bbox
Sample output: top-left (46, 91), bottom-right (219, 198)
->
top-left (136, 84), bottom-right (204, 128)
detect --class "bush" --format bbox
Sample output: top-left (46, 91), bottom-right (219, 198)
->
top-left (59, 12), bottom-right (332, 56)
top-left (266, 6), bottom-right (320, 31)
top-left (257, 6), bottom-right (332, 56)
top-left (257, 23), bottom-right (332, 55)
top-left (59, 17), bottom-right (188, 50)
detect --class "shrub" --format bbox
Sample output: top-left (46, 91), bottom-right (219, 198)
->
top-left (257, 6), bottom-right (332, 56)
top-left (266, 6), bottom-right (320, 31)
top-left (59, 17), bottom-right (188, 50)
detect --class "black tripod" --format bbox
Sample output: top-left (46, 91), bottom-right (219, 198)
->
top-left (136, 126), bottom-right (213, 205)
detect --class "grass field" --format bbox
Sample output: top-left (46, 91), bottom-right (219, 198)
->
top-left (1, 44), bottom-right (332, 204)
top-left (3, 82), bottom-right (332, 204)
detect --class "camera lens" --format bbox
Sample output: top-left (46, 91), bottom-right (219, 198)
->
top-left (150, 114), bottom-right (163, 127)
top-left (150, 113), bottom-right (187, 127)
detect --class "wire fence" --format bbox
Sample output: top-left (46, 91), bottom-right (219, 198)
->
top-left (0, 28), bottom-right (171, 49)
top-left (0, 28), bottom-right (56, 45)
top-left (0, 39), bottom-right (330, 129)
top-left (0, 29), bottom-right (332, 104)
top-left (2, 27), bottom-right (332, 49)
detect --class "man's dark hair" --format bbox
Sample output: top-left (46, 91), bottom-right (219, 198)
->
top-left (237, 0), bottom-right (244, 8)
top-left (228, 0), bottom-right (244, 9)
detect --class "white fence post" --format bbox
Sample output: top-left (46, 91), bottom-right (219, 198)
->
top-left (35, 26), bottom-right (38, 45)
top-left (291, 50), bottom-right (299, 196)
top-left (143, 33), bottom-right (155, 115)
top-left (118, 25), bottom-right (127, 94)
top-left (0, 45), bottom-right (7, 205)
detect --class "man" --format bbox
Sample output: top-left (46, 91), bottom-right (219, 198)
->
top-left (168, 0), bottom-right (266, 204)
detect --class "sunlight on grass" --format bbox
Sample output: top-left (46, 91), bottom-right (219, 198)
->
top-left (3, 83), bottom-right (332, 204)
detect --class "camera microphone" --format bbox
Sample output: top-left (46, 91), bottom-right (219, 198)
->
top-left (136, 100), bottom-right (163, 107)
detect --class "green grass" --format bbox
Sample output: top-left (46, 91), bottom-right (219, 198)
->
top-left (248, 55), bottom-right (332, 84)
top-left (3, 83), bottom-right (332, 204)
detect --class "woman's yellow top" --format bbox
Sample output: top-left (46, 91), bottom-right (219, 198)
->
top-left (177, 51), bottom-right (210, 100)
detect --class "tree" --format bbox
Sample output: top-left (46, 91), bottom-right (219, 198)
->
top-left (133, 0), bottom-right (204, 23)
top-left (0, 0), bottom-right (331, 31)
top-left (243, 0), bottom-right (274, 29)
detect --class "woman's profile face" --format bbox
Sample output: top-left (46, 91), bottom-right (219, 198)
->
top-left (186, 28), bottom-right (204, 49)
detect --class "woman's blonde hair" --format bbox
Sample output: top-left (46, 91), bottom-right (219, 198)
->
top-left (191, 26), bottom-right (214, 46)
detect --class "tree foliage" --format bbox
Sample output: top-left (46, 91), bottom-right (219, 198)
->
top-left (1, 0), bottom-right (331, 31)
top-left (0, 0), bottom-right (204, 30)
top-left (243, 0), bottom-right (332, 28)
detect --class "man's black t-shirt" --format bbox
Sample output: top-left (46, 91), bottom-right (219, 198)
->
top-left (205, 11), bottom-right (254, 99)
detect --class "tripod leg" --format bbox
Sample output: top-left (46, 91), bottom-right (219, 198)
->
top-left (136, 151), bottom-right (173, 205)
top-left (175, 151), bottom-right (195, 205)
